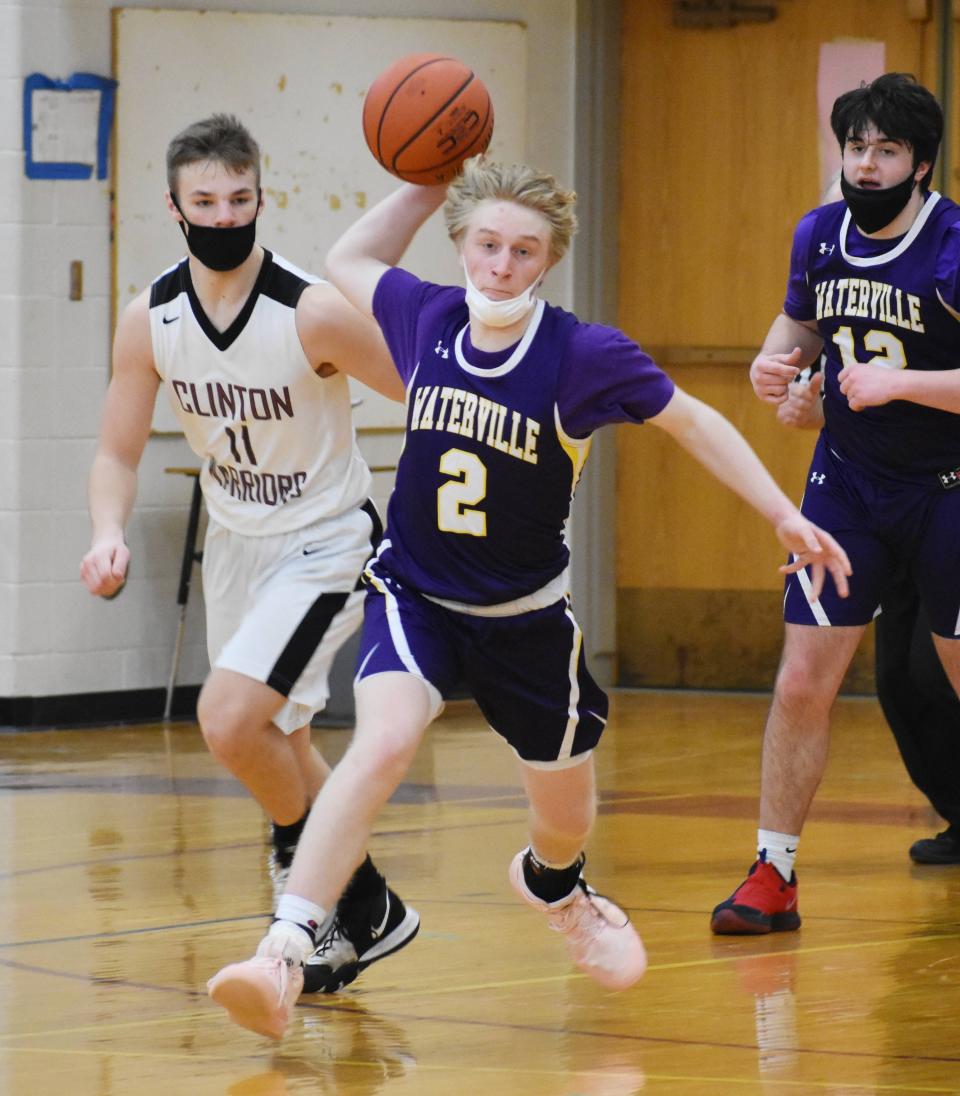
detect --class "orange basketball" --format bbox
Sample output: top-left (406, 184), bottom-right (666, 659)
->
top-left (362, 53), bottom-right (494, 185)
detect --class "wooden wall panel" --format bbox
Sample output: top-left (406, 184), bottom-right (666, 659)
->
top-left (616, 0), bottom-right (939, 688)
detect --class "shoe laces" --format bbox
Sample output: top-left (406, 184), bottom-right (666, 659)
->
top-left (314, 915), bottom-right (348, 959)
top-left (243, 955), bottom-right (294, 1007)
top-left (549, 883), bottom-right (621, 943)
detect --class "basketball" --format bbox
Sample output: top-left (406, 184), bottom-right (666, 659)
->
top-left (362, 53), bottom-right (494, 185)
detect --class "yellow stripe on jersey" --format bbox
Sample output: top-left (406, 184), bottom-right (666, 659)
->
top-left (553, 404), bottom-right (592, 494)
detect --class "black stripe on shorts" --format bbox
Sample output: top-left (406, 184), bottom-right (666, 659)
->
top-left (266, 500), bottom-right (382, 695)
top-left (266, 590), bottom-right (351, 697)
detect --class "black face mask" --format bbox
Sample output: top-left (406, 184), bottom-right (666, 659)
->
top-left (171, 191), bottom-right (259, 271)
top-left (840, 171), bottom-right (917, 235)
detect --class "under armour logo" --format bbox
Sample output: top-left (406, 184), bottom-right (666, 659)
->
top-left (810, 472), bottom-right (826, 485)
top-left (818, 242), bottom-right (835, 255)
top-left (938, 466), bottom-right (960, 490)
top-left (434, 339), bottom-right (449, 359)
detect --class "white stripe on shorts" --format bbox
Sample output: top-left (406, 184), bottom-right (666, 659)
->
top-left (793, 556), bottom-right (831, 626)
top-left (954, 602), bottom-right (960, 637)
top-left (367, 571), bottom-right (425, 677)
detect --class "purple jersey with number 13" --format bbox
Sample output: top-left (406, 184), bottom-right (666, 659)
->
top-left (784, 193), bottom-right (960, 483)
top-left (371, 267), bottom-right (675, 606)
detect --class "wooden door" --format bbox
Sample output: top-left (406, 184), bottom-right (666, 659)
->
top-left (616, 0), bottom-right (945, 689)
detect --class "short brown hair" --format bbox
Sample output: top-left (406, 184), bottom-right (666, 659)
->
top-left (166, 113), bottom-right (261, 197)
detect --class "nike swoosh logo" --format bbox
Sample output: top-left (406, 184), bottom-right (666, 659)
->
top-left (785, 847), bottom-right (797, 854)
top-left (370, 893), bottom-right (391, 939)
top-left (162, 315), bottom-right (180, 324)
top-left (302, 544), bottom-right (322, 556)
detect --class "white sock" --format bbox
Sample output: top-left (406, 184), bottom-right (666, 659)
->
top-left (274, 893), bottom-right (329, 936)
top-left (258, 894), bottom-right (330, 966)
top-left (757, 829), bottom-right (800, 882)
top-left (256, 920), bottom-right (315, 966)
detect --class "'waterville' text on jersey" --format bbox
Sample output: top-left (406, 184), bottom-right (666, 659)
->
top-left (813, 277), bottom-right (925, 332)
top-left (409, 383), bottom-right (540, 464)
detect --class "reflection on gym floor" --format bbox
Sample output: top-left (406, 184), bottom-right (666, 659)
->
top-left (1, 689), bottom-right (958, 1094)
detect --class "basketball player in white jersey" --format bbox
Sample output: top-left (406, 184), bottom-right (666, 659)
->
top-left (80, 114), bottom-right (419, 994)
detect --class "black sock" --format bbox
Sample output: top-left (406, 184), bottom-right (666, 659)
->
top-left (523, 849), bottom-right (585, 904)
top-left (341, 854), bottom-right (384, 903)
top-left (271, 811), bottom-right (308, 851)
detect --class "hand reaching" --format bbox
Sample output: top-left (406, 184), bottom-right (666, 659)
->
top-left (775, 513), bottom-right (851, 602)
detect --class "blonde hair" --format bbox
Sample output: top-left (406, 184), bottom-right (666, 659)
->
top-left (443, 156), bottom-right (578, 261)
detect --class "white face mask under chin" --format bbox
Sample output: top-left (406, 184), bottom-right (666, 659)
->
top-left (462, 258), bottom-right (542, 328)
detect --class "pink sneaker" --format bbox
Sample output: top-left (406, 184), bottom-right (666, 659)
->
top-left (509, 850), bottom-right (647, 990)
top-left (207, 955), bottom-right (304, 1040)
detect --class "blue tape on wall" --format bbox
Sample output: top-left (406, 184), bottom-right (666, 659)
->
top-left (23, 72), bottom-right (118, 180)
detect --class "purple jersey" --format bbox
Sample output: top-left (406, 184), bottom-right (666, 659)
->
top-left (372, 267), bottom-right (674, 605)
top-left (784, 193), bottom-right (960, 484)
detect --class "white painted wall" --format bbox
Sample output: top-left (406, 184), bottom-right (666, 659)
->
top-left (1, 0), bottom-right (581, 708)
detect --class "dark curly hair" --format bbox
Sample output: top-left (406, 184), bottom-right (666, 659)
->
top-left (830, 73), bottom-right (942, 190)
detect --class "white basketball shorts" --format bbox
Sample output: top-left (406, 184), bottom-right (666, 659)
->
top-left (202, 500), bottom-right (380, 733)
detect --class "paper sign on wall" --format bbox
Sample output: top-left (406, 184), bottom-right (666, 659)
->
top-left (23, 72), bottom-right (117, 179)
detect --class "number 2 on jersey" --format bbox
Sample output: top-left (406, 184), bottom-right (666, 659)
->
top-left (833, 326), bottom-right (907, 371)
top-left (437, 448), bottom-right (487, 536)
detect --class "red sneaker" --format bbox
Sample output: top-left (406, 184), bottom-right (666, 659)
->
top-left (711, 854), bottom-right (800, 935)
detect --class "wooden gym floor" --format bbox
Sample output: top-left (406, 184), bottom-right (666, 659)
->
top-left (1, 689), bottom-right (958, 1095)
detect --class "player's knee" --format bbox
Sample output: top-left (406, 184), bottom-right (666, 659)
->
top-left (774, 658), bottom-right (829, 714)
top-left (197, 689), bottom-right (252, 764)
top-left (348, 723), bottom-right (421, 787)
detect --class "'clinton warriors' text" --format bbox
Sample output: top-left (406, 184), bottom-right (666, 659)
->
top-left (410, 384), bottom-right (540, 463)
top-left (169, 379), bottom-right (307, 507)
top-left (207, 460), bottom-right (307, 506)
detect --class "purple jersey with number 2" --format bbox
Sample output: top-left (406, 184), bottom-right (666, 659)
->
top-left (372, 267), bottom-right (675, 606)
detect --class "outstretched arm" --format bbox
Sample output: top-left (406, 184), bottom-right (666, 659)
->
top-left (325, 183), bottom-right (447, 316)
top-left (80, 293), bottom-right (159, 597)
top-left (750, 312), bottom-right (824, 404)
top-left (649, 387), bottom-right (851, 600)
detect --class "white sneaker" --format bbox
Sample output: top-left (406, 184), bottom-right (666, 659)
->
top-left (207, 955), bottom-right (304, 1040)
top-left (509, 850), bottom-right (647, 991)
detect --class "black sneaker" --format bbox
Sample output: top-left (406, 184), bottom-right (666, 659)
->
top-left (302, 885), bottom-right (420, 994)
top-left (909, 825), bottom-right (960, 865)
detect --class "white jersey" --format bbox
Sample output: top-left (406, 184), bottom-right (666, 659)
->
top-left (149, 250), bottom-right (371, 535)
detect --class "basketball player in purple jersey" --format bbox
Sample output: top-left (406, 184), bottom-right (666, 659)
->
top-left (778, 347), bottom-right (960, 868)
top-left (712, 73), bottom-right (960, 935)
top-left (81, 115), bottom-right (420, 992)
top-left (207, 155), bottom-right (851, 1039)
